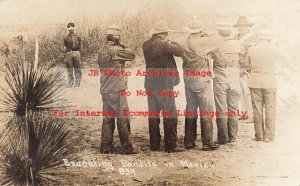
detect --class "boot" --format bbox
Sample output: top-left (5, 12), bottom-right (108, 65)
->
top-left (184, 117), bottom-right (197, 149)
top-left (216, 118), bottom-right (229, 144)
top-left (228, 117), bottom-right (238, 142)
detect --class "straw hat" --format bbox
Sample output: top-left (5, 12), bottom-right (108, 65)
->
top-left (233, 16), bottom-right (254, 27)
top-left (188, 20), bottom-right (205, 34)
top-left (150, 21), bottom-right (169, 35)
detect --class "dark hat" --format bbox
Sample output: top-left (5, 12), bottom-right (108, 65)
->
top-left (67, 22), bottom-right (75, 28)
top-left (233, 16), bottom-right (254, 27)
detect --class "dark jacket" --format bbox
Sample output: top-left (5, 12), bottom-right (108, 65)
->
top-left (143, 34), bottom-right (184, 90)
top-left (64, 33), bottom-right (81, 52)
top-left (98, 41), bottom-right (135, 94)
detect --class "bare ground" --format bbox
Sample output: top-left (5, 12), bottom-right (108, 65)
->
top-left (55, 60), bottom-right (300, 186)
top-left (0, 58), bottom-right (299, 186)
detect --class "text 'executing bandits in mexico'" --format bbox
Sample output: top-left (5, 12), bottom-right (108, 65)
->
top-left (63, 15), bottom-right (288, 154)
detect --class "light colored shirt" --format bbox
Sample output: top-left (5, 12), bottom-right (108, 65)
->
top-left (180, 34), bottom-right (222, 87)
top-left (235, 32), bottom-right (259, 71)
top-left (247, 41), bottom-right (288, 88)
top-left (210, 38), bottom-right (242, 83)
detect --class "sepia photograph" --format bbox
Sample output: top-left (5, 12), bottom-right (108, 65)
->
top-left (0, 0), bottom-right (299, 185)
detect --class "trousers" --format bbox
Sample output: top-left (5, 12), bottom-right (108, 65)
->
top-left (184, 80), bottom-right (215, 148)
top-left (147, 87), bottom-right (178, 152)
top-left (65, 51), bottom-right (82, 86)
top-left (249, 88), bottom-right (276, 140)
top-left (214, 82), bottom-right (240, 143)
top-left (239, 72), bottom-right (253, 119)
top-left (100, 91), bottom-right (133, 153)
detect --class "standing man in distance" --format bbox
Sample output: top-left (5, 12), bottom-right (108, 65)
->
top-left (64, 22), bottom-right (82, 88)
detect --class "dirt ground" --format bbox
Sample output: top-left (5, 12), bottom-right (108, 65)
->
top-left (0, 1), bottom-right (300, 185)
top-left (0, 58), bottom-right (299, 185)
top-left (43, 58), bottom-right (300, 186)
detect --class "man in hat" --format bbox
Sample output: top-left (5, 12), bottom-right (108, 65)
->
top-left (234, 16), bottom-right (259, 123)
top-left (64, 22), bottom-right (82, 88)
top-left (209, 22), bottom-right (243, 144)
top-left (247, 29), bottom-right (288, 143)
top-left (143, 20), bottom-right (184, 153)
top-left (98, 25), bottom-right (136, 154)
top-left (179, 19), bottom-right (221, 151)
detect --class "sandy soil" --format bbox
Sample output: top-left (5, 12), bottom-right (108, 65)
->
top-left (47, 58), bottom-right (300, 186)
top-left (0, 57), bottom-right (299, 185)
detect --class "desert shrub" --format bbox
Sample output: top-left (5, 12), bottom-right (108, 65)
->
top-left (0, 57), bottom-right (65, 116)
top-left (0, 112), bottom-right (74, 185)
top-left (0, 52), bottom-right (74, 185)
top-left (7, 2), bottom-right (188, 68)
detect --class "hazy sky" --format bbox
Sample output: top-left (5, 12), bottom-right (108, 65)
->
top-left (0, 0), bottom-right (299, 25)
top-left (0, 0), bottom-right (146, 25)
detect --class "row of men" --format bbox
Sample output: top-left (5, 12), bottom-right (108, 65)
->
top-left (63, 16), bottom-right (287, 154)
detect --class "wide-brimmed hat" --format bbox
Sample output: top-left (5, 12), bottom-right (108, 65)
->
top-left (150, 21), bottom-right (169, 35)
top-left (258, 29), bottom-right (273, 41)
top-left (106, 25), bottom-right (122, 35)
top-left (215, 22), bottom-right (232, 31)
top-left (188, 20), bottom-right (204, 34)
top-left (233, 16), bottom-right (254, 27)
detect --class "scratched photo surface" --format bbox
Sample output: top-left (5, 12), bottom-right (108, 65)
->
top-left (0, 0), bottom-right (299, 185)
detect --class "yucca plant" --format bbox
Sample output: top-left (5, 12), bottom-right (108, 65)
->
top-left (0, 57), bottom-right (66, 116)
top-left (0, 47), bottom-right (74, 185)
top-left (0, 112), bottom-right (75, 185)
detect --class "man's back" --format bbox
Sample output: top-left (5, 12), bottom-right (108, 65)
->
top-left (143, 34), bottom-right (183, 90)
top-left (210, 39), bottom-right (241, 83)
top-left (248, 43), bottom-right (277, 73)
top-left (247, 42), bottom-right (287, 88)
top-left (98, 41), bottom-right (135, 94)
top-left (143, 35), bottom-right (183, 68)
top-left (180, 34), bottom-right (222, 85)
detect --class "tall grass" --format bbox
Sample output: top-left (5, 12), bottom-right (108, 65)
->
top-left (4, 2), bottom-right (189, 68)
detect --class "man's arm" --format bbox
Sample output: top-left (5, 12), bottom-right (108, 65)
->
top-left (63, 37), bottom-right (66, 46)
top-left (164, 40), bottom-right (184, 57)
top-left (114, 48), bottom-right (136, 61)
top-left (98, 50), bottom-right (112, 68)
top-left (244, 47), bottom-right (253, 77)
top-left (246, 52), bottom-right (251, 73)
top-left (78, 35), bottom-right (81, 49)
top-left (208, 49), bottom-right (228, 68)
top-left (63, 37), bottom-right (67, 52)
